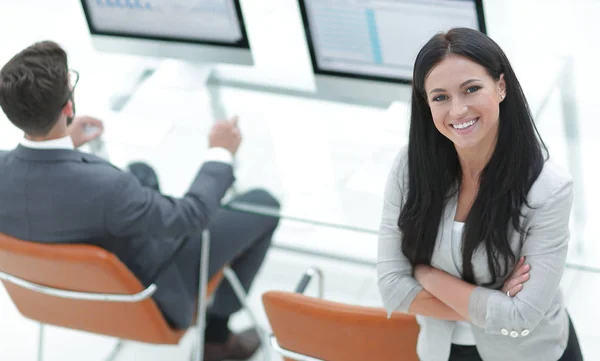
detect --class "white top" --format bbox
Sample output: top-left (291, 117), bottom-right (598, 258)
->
top-left (451, 221), bottom-right (476, 346)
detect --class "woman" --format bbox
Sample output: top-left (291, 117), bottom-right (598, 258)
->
top-left (377, 28), bottom-right (583, 361)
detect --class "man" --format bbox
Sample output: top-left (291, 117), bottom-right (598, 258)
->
top-left (0, 40), bottom-right (280, 361)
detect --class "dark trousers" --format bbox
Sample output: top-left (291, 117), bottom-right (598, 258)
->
top-left (174, 188), bottom-right (280, 318)
top-left (448, 315), bottom-right (583, 361)
top-left (128, 162), bottom-right (280, 320)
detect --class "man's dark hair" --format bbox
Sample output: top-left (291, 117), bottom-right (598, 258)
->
top-left (0, 41), bottom-right (70, 136)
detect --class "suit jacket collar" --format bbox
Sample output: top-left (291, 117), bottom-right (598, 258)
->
top-left (10, 144), bottom-right (95, 163)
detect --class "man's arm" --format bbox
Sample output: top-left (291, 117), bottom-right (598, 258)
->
top-left (104, 116), bottom-right (241, 240)
top-left (104, 161), bottom-right (234, 239)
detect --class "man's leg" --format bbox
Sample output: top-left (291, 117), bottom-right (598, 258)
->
top-left (126, 162), bottom-right (280, 359)
top-left (203, 189), bottom-right (279, 345)
top-left (171, 188), bottom-right (280, 361)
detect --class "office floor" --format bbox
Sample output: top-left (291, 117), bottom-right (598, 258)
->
top-left (0, 0), bottom-right (599, 360)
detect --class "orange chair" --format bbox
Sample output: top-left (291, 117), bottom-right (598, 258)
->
top-left (262, 268), bottom-right (420, 361)
top-left (0, 230), bottom-right (268, 361)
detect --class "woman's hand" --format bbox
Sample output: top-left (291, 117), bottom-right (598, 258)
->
top-left (501, 256), bottom-right (530, 297)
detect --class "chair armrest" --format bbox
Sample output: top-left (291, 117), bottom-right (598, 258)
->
top-left (0, 269), bottom-right (157, 302)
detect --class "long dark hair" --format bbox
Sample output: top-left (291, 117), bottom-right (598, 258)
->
top-left (399, 28), bottom-right (547, 285)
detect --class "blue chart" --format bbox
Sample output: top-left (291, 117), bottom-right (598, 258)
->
top-left (95, 0), bottom-right (153, 10)
top-left (312, 5), bottom-right (382, 65)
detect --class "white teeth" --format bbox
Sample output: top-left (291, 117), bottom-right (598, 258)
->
top-left (452, 118), bottom-right (477, 130)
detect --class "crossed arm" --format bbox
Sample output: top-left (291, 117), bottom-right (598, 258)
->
top-left (407, 258), bottom-right (529, 321)
top-left (377, 152), bottom-right (573, 332)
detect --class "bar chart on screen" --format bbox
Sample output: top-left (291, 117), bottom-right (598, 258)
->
top-left (95, 0), bottom-right (153, 10)
top-left (88, 0), bottom-right (239, 39)
top-left (171, 0), bottom-right (227, 10)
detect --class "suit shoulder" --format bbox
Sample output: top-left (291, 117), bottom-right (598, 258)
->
top-left (80, 153), bottom-right (120, 170)
top-left (70, 154), bottom-right (129, 189)
top-left (528, 159), bottom-right (573, 207)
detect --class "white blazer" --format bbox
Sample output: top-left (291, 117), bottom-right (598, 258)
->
top-left (377, 147), bottom-right (573, 361)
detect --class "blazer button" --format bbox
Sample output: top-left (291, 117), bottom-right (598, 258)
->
top-left (521, 330), bottom-right (530, 337)
top-left (510, 331), bottom-right (519, 338)
top-left (501, 329), bottom-right (509, 336)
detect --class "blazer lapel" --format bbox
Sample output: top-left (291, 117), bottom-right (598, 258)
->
top-left (431, 192), bottom-right (462, 278)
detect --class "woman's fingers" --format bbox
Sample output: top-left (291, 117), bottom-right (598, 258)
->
top-left (508, 284), bottom-right (524, 297)
top-left (513, 263), bottom-right (530, 278)
top-left (502, 257), bottom-right (530, 297)
top-left (504, 272), bottom-right (530, 293)
top-left (511, 256), bottom-right (525, 274)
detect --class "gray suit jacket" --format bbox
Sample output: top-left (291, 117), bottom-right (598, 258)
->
top-left (377, 147), bottom-right (573, 361)
top-left (0, 145), bottom-right (234, 329)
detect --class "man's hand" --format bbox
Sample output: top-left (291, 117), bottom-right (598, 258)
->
top-left (67, 116), bottom-right (104, 148)
top-left (502, 256), bottom-right (530, 298)
top-left (209, 116), bottom-right (242, 156)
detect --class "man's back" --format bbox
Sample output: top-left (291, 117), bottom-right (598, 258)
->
top-left (1, 146), bottom-right (124, 243)
top-left (0, 41), bottom-right (279, 359)
top-left (0, 145), bottom-right (235, 328)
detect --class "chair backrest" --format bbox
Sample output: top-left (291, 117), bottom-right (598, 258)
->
top-left (0, 232), bottom-right (185, 344)
top-left (262, 291), bottom-right (420, 361)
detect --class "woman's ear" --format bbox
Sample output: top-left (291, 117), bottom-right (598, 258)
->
top-left (497, 73), bottom-right (506, 101)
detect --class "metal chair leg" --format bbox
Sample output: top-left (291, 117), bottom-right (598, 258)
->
top-left (37, 323), bottom-right (45, 361)
top-left (223, 267), bottom-right (270, 361)
top-left (105, 340), bottom-right (125, 361)
top-left (191, 229), bottom-right (211, 361)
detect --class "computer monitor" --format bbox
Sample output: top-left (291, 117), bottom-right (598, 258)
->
top-left (80, 0), bottom-right (253, 66)
top-left (298, 0), bottom-right (486, 106)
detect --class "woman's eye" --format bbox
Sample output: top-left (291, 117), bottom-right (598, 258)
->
top-left (432, 95), bottom-right (448, 102)
top-left (466, 86), bottom-right (481, 93)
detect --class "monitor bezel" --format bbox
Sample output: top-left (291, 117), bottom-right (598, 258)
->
top-left (298, 0), bottom-right (487, 85)
top-left (79, 0), bottom-right (251, 50)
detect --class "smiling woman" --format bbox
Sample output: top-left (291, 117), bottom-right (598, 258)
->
top-left (425, 56), bottom-right (504, 152)
top-left (377, 28), bottom-right (583, 361)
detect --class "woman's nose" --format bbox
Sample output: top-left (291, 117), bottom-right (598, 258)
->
top-left (449, 99), bottom-right (468, 118)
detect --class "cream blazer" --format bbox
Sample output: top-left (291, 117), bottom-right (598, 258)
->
top-left (377, 147), bottom-right (573, 361)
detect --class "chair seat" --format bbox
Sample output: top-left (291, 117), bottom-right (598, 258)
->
top-left (263, 291), bottom-right (420, 361)
top-left (0, 233), bottom-right (223, 344)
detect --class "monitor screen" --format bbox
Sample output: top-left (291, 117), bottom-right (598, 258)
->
top-left (299, 0), bottom-right (486, 84)
top-left (81, 0), bottom-right (250, 49)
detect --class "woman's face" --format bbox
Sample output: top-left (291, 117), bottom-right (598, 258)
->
top-left (424, 54), bottom-right (505, 153)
